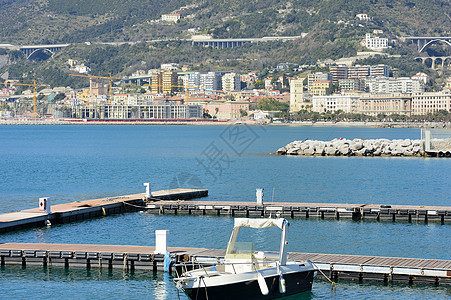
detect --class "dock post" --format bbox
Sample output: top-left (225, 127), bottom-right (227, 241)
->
top-left (39, 197), bottom-right (51, 214)
top-left (256, 188), bottom-right (264, 205)
top-left (155, 230), bottom-right (169, 255)
top-left (144, 183), bottom-right (152, 199)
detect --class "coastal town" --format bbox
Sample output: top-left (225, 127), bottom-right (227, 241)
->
top-left (1, 30), bottom-right (450, 123)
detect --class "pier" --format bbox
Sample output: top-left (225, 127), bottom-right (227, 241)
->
top-left (146, 200), bottom-right (451, 223)
top-left (0, 243), bottom-right (449, 286)
top-left (0, 188), bottom-right (208, 233)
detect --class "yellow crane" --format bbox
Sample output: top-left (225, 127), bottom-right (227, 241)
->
top-left (1, 80), bottom-right (50, 118)
top-left (69, 73), bottom-right (122, 103)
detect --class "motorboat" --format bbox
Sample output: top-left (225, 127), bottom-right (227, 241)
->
top-left (173, 218), bottom-right (316, 300)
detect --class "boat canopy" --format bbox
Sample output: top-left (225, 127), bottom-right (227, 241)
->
top-left (234, 218), bottom-right (285, 230)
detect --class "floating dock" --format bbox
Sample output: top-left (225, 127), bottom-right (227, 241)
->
top-left (0, 188), bottom-right (208, 233)
top-left (0, 243), bottom-right (449, 286)
top-left (146, 200), bottom-right (451, 223)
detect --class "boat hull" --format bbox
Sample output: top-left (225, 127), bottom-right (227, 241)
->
top-left (183, 269), bottom-right (315, 300)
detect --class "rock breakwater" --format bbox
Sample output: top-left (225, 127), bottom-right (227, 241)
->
top-left (275, 138), bottom-right (424, 157)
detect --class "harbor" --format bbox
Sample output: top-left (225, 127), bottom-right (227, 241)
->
top-left (146, 200), bottom-right (451, 223)
top-left (1, 189), bottom-right (450, 235)
top-left (0, 188), bottom-right (208, 233)
top-left (0, 243), bottom-right (449, 286)
top-left (1, 125), bottom-right (450, 299)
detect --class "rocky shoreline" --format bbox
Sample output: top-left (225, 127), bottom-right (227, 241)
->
top-left (275, 138), bottom-right (426, 157)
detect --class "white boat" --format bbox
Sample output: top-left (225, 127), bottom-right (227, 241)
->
top-left (174, 218), bottom-right (316, 300)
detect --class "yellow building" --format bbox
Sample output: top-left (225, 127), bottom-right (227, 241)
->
top-left (310, 81), bottom-right (332, 96)
top-left (151, 70), bottom-right (178, 94)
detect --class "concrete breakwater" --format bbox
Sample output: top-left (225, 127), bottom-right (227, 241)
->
top-left (275, 138), bottom-right (425, 157)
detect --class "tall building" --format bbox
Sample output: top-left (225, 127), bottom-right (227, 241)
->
top-left (186, 72), bottom-right (201, 92)
top-left (222, 73), bottom-right (241, 92)
top-left (331, 65), bottom-right (389, 83)
top-left (370, 65), bottom-right (390, 77)
top-left (162, 70), bottom-right (178, 94)
top-left (200, 72), bottom-right (222, 92)
top-left (367, 77), bottom-right (424, 94)
top-left (339, 79), bottom-right (365, 92)
top-left (330, 66), bottom-right (348, 83)
top-left (347, 66), bottom-right (370, 79)
top-left (289, 78), bottom-right (304, 112)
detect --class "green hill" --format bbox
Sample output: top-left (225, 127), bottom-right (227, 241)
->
top-left (0, 0), bottom-right (450, 87)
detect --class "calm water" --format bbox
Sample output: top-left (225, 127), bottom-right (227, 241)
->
top-left (0, 125), bottom-right (450, 299)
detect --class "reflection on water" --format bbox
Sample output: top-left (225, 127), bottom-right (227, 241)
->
top-left (1, 266), bottom-right (450, 300)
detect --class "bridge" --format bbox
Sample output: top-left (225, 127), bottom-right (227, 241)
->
top-left (191, 36), bottom-right (302, 49)
top-left (19, 44), bottom-right (70, 59)
top-left (404, 36), bottom-right (451, 53)
top-left (415, 56), bottom-right (451, 69)
top-left (0, 44), bottom-right (70, 60)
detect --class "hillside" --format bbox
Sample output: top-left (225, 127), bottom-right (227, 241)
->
top-left (0, 0), bottom-right (450, 87)
top-left (0, 0), bottom-right (450, 44)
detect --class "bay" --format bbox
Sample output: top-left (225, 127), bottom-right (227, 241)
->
top-left (0, 125), bottom-right (450, 299)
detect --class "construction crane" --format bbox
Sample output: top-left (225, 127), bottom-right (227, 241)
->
top-left (69, 73), bottom-right (122, 103)
top-left (143, 84), bottom-right (202, 104)
top-left (0, 80), bottom-right (50, 118)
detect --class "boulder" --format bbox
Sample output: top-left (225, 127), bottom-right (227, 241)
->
top-left (304, 148), bottom-right (315, 155)
top-left (276, 147), bottom-right (287, 155)
top-left (400, 139), bottom-right (411, 147)
top-left (325, 146), bottom-right (337, 155)
top-left (338, 145), bottom-right (351, 155)
top-left (349, 141), bottom-right (364, 151)
top-left (287, 148), bottom-right (299, 155)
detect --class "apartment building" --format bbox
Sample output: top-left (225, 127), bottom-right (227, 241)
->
top-left (339, 78), bottom-right (365, 92)
top-left (308, 72), bottom-right (332, 92)
top-left (411, 91), bottom-right (451, 115)
top-left (310, 81), bottom-right (332, 96)
top-left (367, 77), bottom-right (424, 94)
top-left (222, 73), bottom-right (241, 92)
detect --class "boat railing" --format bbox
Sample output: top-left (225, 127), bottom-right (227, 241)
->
top-left (174, 258), bottom-right (280, 278)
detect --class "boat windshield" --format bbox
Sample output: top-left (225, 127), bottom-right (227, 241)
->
top-left (225, 242), bottom-right (254, 259)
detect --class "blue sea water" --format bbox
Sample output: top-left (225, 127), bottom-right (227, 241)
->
top-left (0, 125), bottom-right (450, 299)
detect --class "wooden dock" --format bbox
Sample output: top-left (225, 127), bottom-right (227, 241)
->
top-left (146, 200), bottom-right (451, 223)
top-left (0, 243), bottom-right (449, 286)
top-left (0, 188), bottom-right (208, 233)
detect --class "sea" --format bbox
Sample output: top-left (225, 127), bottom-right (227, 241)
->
top-left (0, 124), bottom-right (450, 299)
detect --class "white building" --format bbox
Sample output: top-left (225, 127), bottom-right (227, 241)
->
top-left (289, 78), bottom-right (304, 112)
top-left (222, 73), bottom-right (241, 92)
top-left (411, 91), bottom-right (451, 115)
top-left (200, 72), bottom-right (222, 92)
top-left (160, 63), bottom-right (179, 70)
top-left (312, 95), bottom-right (360, 113)
top-left (186, 72), bottom-right (201, 91)
top-left (367, 77), bottom-right (424, 94)
top-left (365, 33), bottom-right (388, 50)
top-left (161, 14), bottom-right (180, 23)
top-left (356, 13), bottom-right (370, 21)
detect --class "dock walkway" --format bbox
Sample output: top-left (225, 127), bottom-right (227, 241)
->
top-left (0, 243), bottom-right (449, 286)
top-left (147, 200), bottom-right (451, 223)
top-left (0, 188), bottom-right (208, 233)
